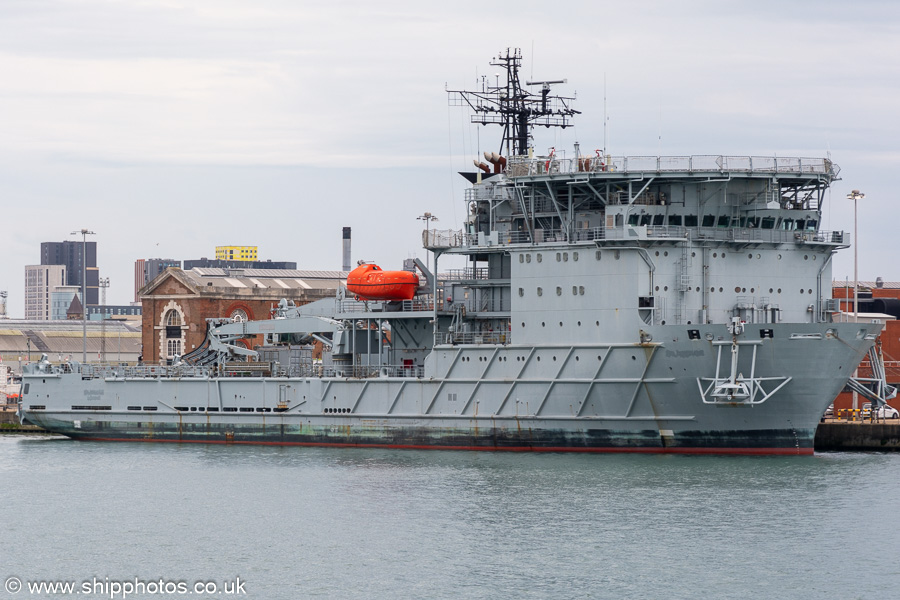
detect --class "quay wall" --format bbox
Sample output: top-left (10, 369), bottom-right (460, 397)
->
top-left (814, 421), bottom-right (900, 451)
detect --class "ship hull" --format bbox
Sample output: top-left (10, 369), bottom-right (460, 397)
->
top-left (24, 413), bottom-right (814, 455)
top-left (19, 322), bottom-right (874, 455)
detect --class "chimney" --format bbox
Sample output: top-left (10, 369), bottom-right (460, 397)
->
top-left (876, 277), bottom-right (884, 289)
top-left (342, 227), bottom-right (351, 272)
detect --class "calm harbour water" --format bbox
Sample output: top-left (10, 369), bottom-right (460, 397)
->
top-left (2, 435), bottom-right (899, 599)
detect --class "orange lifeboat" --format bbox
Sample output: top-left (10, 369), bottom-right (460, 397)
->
top-left (346, 263), bottom-right (419, 301)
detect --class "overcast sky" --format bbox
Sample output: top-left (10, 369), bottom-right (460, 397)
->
top-left (1, 0), bottom-right (898, 317)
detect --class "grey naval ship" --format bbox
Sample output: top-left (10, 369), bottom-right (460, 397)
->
top-left (19, 49), bottom-right (883, 454)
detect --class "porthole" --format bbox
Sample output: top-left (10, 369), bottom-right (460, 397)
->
top-left (664, 251), bottom-right (668, 257)
top-left (748, 253), bottom-right (752, 259)
top-left (518, 288), bottom-right (524, 297)
top-left (713, 252), bottom-right (718, 258)
top-left (710, 287), bottom-right (715, 293)
top-left (573, 252), bottom-right (579, 261)
top-left (556, 252), bottom-right (561, 262)
top-left (521, 322), bottom-right (525, 328)
top-left (734, 286), bottom-right (741, 293)
top-left (655, 251), bottom-right (660, 257)
top-left (519, 255), bottom-right (524, 263)
top-left (664, 286), bottom-right (668, 291)
top-left (537, 356), bottom-right (541, 362)
top-left (615, 250), bottom-right (620, 260)
top-left (656, 286), bottom-right (660, 292)
top-left (778, 288), bottom-right (782, 293)
top-left (750, 288), bottom-right (755, 293)
top-left (572, 286), bottom-right (578, 295)
top-left (596, 321), bottom-right (600, 326)
top-left (552, 356), bottom-right (557, 361)
top-left (542, 322), bottom-right (546, 327)
top-left (756, 254), bottom-right (761, 259)
top-left (808, 289), bottom-right (813, 294)
top-left (778, 254), bottom-right (782, 260)
top-left (804, 255), bottom-right (809, 260)
top-left (691, 252), bottom-right (696, 257)
top-left (800, 289), bottom-right (805, 294)
top-left (556, 287), bottom-right (562, 296)
top-left (813, 255), bottom-right (817, 261)
top-left (526, 254), bottom-right (532, 263)
top-left (741, 287), bottom-right (746, 293)
top-left (537, 287), bottom-right (543, 296)
top-left (719, 287), bottom-right (723, 292)
top-left (596, 250), bottom-right (602, 260)
top-left (537, 254), bottom-right (543, 263)
top-left (563, 253), bottom-right (568, 262)
top-left (769, 288), bottom-right (773, 293)
top-left (575, 355), bottom-right (580, 361)
top-left (695, 287), bottom-right (700, 292)
top-left (579, 286), bottom-right (585, 295)
top-left (577, 321), bottom-right (582, 326)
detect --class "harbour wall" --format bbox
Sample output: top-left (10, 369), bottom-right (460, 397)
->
top-left (814, 421), bottom-right (900, 451)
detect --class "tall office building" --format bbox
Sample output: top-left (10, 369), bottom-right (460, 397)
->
top-left (25, 265), bottom-right (67, 320)
top-left (134, 258), bottom-right (181, 302)
top-left (41, 241), bottom-right (99, 306)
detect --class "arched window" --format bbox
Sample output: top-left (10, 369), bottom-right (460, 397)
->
top-left (167, 338), bottom-right (182, 358)
top-left (166, 310), bottom-right (181, 326)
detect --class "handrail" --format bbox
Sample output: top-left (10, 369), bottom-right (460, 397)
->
top-left (505, 154), bottom-right (839, 178)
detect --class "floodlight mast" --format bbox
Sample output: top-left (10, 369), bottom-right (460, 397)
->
top-left (448, 48), bottom-right (579, 157)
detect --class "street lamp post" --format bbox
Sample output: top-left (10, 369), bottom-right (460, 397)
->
top-left (417, 212), bottom-right (439, 282)
top-left (847, 190), bottom-right (865, 317)
top-left (417, 212), bottom-right (439, 342)
top-left (71, 228), bottom-right (95, 363)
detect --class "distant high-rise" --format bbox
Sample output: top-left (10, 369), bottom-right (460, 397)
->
top-left (24, 264), bottom-right (67, 320)
top-left (134, 258), bottom-right (181, 302)
top-left (41, 240), bottom-right (99, 306)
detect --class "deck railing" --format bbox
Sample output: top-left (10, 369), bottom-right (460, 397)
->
top-left (505, 155), bottom-right (839, 178)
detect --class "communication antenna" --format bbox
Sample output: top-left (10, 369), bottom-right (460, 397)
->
top-left (448, 48), bottom-right (579, 157)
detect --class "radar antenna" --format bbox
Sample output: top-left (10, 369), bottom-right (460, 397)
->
top-left (448, 48), bottom-right (579, 157)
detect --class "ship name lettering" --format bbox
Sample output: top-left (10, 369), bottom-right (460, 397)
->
top-left (665, 350), bottom-right (706, 358)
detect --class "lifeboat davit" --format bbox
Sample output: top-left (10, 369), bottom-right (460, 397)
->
top-left (346, 263), bottom-right (419, 301)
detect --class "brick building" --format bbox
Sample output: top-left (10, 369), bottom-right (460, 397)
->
top-left (139, 267), bottom-right (346, 364)
top-left (832, 281), bottom-right (900, 412)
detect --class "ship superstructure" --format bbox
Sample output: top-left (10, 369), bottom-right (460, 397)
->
top-left (18, 50), bottom-right (882, 454)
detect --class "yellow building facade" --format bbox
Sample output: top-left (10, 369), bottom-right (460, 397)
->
top-left (215, 246), bottom-right (258, 261)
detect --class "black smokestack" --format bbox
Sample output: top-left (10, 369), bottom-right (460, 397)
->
top-left (342, 227), bottom-right (351, 272)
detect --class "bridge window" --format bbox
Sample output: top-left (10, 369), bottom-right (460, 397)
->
top-left (702, 215), bottom-right (715, 227)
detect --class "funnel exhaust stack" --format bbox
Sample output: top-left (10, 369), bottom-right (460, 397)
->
top-left (342, 227), bottom-right (351, 272)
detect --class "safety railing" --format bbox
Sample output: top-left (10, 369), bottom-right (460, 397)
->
top-left (434, 331), bottom-right (511, 346)
top-left (426, 226), bottom-right (845, 249)
top-left (504, 155), bottom-right (839, 178)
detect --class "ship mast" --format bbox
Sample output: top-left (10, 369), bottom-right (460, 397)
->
top-left (448, 48), bottom-right (579, 157)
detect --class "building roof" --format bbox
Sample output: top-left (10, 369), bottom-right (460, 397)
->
top-left (0, 319), bottom-right (142, 365)
top-left (833, 281), bottom-right (900, 290)
top-left (140, 267), bottom-right (345, 299)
